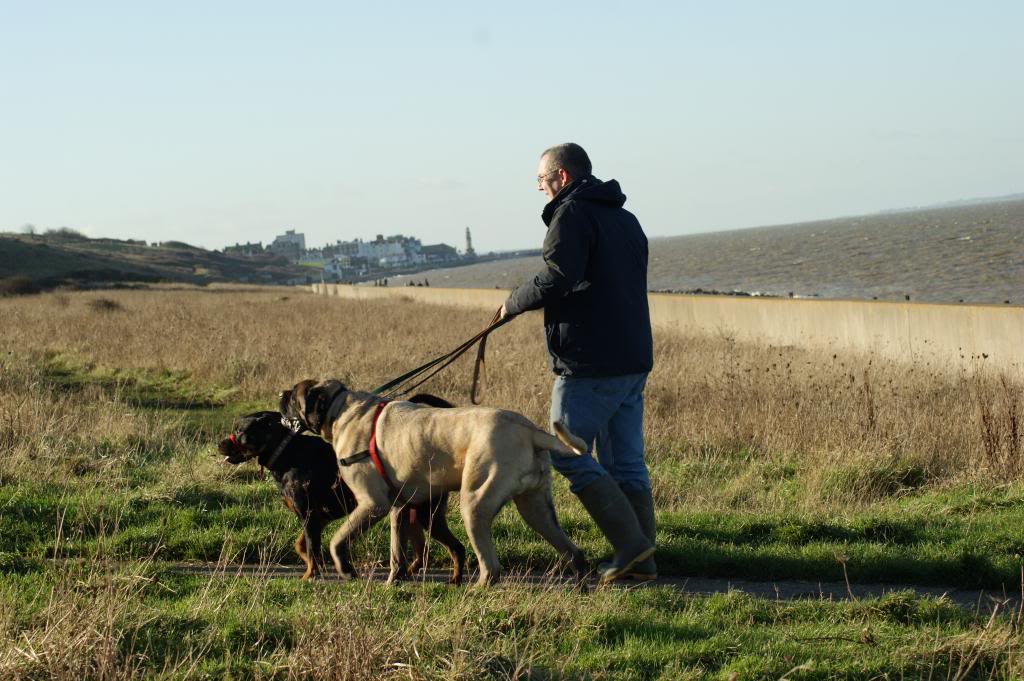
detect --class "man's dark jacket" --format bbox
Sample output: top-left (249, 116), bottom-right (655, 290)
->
top-left (504, 176), bottom-right (654, 377)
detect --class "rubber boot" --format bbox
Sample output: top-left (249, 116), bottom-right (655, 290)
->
top-left (574, 476), bottom-right (655, 584)
top-left (622, 488), bottom-right (657, 581)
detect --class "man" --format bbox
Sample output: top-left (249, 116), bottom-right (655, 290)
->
top-left (500, 143), bottom-right (656, 582)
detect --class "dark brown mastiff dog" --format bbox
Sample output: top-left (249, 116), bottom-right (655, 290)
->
top-left (218, 399), bottom-right (466, 582)
top-left (280, 379), bottom-right (590, 586)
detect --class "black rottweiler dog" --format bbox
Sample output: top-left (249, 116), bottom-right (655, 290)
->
top-left (218, 395), bottom-right (466, 582)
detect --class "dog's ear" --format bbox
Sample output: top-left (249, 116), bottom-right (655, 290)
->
top-left (278, 390), bottom-right (293, 415)
top-left (304, 384), bottom-right (332, 434)
top-left (279, 381), bottom-right (316, 433)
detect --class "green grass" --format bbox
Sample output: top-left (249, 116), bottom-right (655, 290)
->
top-left (38, 353), bottom-right (240, 412)
top-left (3, 354), bottom-right (1024, 678)
top-left (1, 564), bottom-right (1018, 679)
top-left (5, 466), bottom-right (1023, 591)
top-left (4, 354), bottom-right (1024, 589)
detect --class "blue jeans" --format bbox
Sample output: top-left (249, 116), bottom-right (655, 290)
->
top-left (549, 372), bottom-right (651, 495)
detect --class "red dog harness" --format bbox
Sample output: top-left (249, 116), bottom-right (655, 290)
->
top-left (320, 400), bottom-right (417, 521)
top-left (367, 401), bottom-right (393, 490)
top-left (338, 401), bottom-right (395, 493)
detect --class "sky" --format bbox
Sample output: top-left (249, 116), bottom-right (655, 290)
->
top-left (2, 2), bottom-right (1022, 253)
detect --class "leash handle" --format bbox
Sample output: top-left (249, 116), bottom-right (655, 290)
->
top-left (470, 308), bottom-right (503, 404)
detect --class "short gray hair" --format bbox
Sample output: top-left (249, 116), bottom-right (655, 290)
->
top-left (541, 143), bottom-right (592, 179)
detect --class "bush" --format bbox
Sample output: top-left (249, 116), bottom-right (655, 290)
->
top-left (0, 276), bottom-right (39, 296)
top-left (44, 227), bottom-right (87, 239)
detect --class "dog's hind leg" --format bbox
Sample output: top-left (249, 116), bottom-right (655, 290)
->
top-left (329, 503), bottom-right (388, 580)
top-left (305, 513), bottom-right (326, 579)
top-left (460, 485), bottom-right (507, 586)
top-left (407, 507), bottom-right (429, 575)
top-left (295, 530), bottom-right (315, 580)
top-left (513, 488), bottom-right (590, 583)
top-left (387, 506), bottom-right (412, 584)
top-left (290, 486), bottom-right (322, 580)
top-left (424, 495), bottom-right (466, 585)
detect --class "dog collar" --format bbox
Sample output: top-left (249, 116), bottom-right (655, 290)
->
top-left (263, 431), bottom-right (295, 470)
top-left (321, 387), bottom-right (349, 433)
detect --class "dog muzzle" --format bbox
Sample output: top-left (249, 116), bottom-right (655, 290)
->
top-left (219, 433), bottom-right (250, 463)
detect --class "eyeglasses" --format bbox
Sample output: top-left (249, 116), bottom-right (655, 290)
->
top-left (536, 170), bottom-right (560, 184)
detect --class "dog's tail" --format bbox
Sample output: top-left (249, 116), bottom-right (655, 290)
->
top-left (532, 421), bottom-right (586, 457)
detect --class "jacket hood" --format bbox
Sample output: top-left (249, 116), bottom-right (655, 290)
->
top-left (542, 176), bottom-right (626, 225)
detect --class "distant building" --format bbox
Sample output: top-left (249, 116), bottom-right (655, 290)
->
top-left (465, 227), bottom-right (475, 257)
top-left (224, 241), bottom-right (264, 257)
top-left (298, 247), bottom-right (328, 264)
top-left (328, 234), bottom-right (425, 267)
top-left (422, 243), bottom-right (458, 263)
top-left (220, 228), bottom-right (463, 277)
top-left (323, 258), bottom-right (347, 279)
top-left (269, 229), bottom-right (305, 261)
top-left (272, 229), bottom-right (306, 250)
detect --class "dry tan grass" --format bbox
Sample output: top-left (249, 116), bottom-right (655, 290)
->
top-left (0, 548), bottom-right (591, 681)
top-left (0, 285), bottom-right (1021, 513)
top-left (0, 560), bottom-right (160, 680)
top-left (3, 284), bottom-right (1024, 678)
top-left (3, 557), bottom-right (1022, 679)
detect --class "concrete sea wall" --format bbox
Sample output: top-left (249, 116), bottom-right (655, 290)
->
top-left (310, 284), bottom-right (1024, 377)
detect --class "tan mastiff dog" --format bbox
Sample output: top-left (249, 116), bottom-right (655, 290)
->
top-left (279, 379), bottom-right (590, 585)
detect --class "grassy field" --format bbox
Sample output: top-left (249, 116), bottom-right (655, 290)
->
top-left (2, 285), bottom-right (1023, 678)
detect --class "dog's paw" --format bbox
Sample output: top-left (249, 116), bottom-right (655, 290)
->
top-left (385, 568), bottom-right (411, 585)
top-left (334, 563), bottom-right (358, 581)
top-left (332, 555), bottom-right (358, 580)
top-left (475, 569), bottom-right (501, 587)
top-left (302, 566), bottom-right (326, 582)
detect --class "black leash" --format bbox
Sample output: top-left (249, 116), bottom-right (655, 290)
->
top-left (371, 308), bottom-right (510, 403)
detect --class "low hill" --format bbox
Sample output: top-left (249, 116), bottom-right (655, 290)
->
top-left (388, 197), bottom-right (1024, 305)
top-left (0, 233), bottom-right (314, 290)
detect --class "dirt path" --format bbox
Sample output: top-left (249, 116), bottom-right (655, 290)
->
top-left (166, 562), bottom-right (1021, 615)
